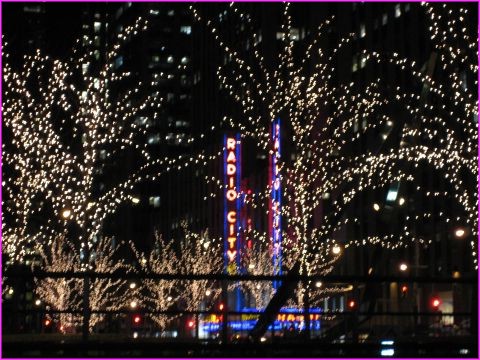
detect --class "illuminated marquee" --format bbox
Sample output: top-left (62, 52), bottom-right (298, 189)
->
top-left (270, 118), bottom-right (282, 288)
top-left (224, 135), bottom-right (241, 274)
top-left (202, 308), bottom-right (322, 332)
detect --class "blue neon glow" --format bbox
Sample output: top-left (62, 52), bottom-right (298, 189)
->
top-left (201, 307), bottom-right (323, 333)
top-left (271, 118), bottom-right (282, 289)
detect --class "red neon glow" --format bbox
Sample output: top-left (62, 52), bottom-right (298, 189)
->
top-left (134, 315), bottom-right (141, 324)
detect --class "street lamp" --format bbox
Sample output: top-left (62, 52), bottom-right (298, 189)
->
top-left (399, 263), bottom-right (408, 272)
top-left (205, 289), bottom-right (211, 296)
top-left (398, 197), bottom-right (405, 206)
top-left (61, 209), bottom-right (71, 219)
top-left (35, 299), bottom-right (42, 306)
top-left (129, 282), bottom-right (136, 289)
top-left (454, 228), bottom-right (465, 238)
top-left (373, 203), bottom-right (380, 211)
top-left (130, 301), bottom-right (137, 309)
top-left (315, 281), bottom-right (322, 288)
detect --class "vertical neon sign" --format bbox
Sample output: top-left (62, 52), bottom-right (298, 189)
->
top-left (224, 134), bottom-right (242, 275)
top-left (270, 118), bottom-right (282, 289)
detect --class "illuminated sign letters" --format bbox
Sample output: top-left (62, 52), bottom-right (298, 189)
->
top-left (270, 119), bottom-right (282, 288)
top-left (224, 135), bottom-right (241, 273)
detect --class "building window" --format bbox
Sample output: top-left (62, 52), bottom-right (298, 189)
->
top-left (360, 23), bottom-right (366, 38)
top-left (405, 3), bottom-right (411, 12)
top-left (167, 93), bottom-right (175, 102)
top-left (94, 21), bottom-right (101, 33)
top-left (382, 13), bottom-right (388, 25)
top-left (149, 196), bottom-right (161, 208)
top-left (360, 54), bottom-right (367, 69)
top-left (114, 56), bottom-right (123, 69)
top-left (276, 32), bottom-right (285, 40)
top-left (94, 50), bottom-right (100, 60)
top-left (23, 5), bottom-right (42, 13)
top-left (82, 63), bottom-right (89, 75)
top-left (152, 55), bottom-right (160, 63)
top-left (147, 134), bottom-right (161, 145)
top-left (180, 25), bottom-right (192, 35)
top-left (352, 54), bottom-right (359, 72)
top-left (180, 56), bottom-right (189, 64)
top-left (135, 116), bottom-right (150, 126)
top-left (395, 4), bottom-right (402, 18)
top-left (149, 9), bottom-right (159, 16)
top-left (94, 36), bottom-right (101, 47)
top-left (167, 56), bottom-right (174, 63)
top-left (290, 28), bottom-right (300, 41)
top-left (167, 9), bottom-right (175, 16)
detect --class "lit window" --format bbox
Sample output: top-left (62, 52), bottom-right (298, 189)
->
top-left (360, 23), bottom-right (366, 38)
top-left (180, 25), bottom-right (192, 35)
top-left (94, 22), bottom-right (101, 33)
top-left (152, 55), bottom-right (160, 63)
top-left (395, 4), bottom-right (401, 18)
top-left (135, 116), bottom-right (149, 126)
top-left (360, 54), bottom-right (367, 68)
top-left (167, 93), bottom-right (175, 102)
top-left (82, 24), bottom-right (89, 30)
top-left (167, 56), bottom-right (174, 63)
top-left (276, 32), bottom-right (285, 40)
top-left (100, 150), bottom-right (107, 160)
top-left (114, 56), bottom-right (123, 69)
top-left (93, 78), bottom-right (100, 89)
top-left (94, 36), bottom-right (100, 47)
top-left (254, 33), bottom-right (262, 45)
top-left (167, 9), bottom-right (175, 16)
top-left (94, 50), bottom-right (100, 60)
top-left (386, 189), bottom-right (398, 202)
top-left (405, 3), bottom-right (410, 12)
top-left (82, 63), bottom-right (89, 75)
top-left (352, 54), bottom-right (359, 72)
top-left (382, 13), bottom-right (388, 25)
top-left (23, 5), bottom-right (42, 13)
top-left (180, 56), bottom-right (189, 64)
top-left (290, 28), bottom-right (300, 41)
top-left (147, 134), bottom-right (161, 145)
top-left (150, 9), bottom-right (159, 15)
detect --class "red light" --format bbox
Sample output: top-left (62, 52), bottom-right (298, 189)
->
top-left (348, 300), bottom-right (356, 309)
top-left (401, 285), bottom-right (408, 292)
top-left (432, 298), bottom-right (441, 308)
top-left (188, 320), bottom-right (195, 328)
top-left (133, 315), bottom-right (141, 324)
top-left (219, 303), bottom-right (224, 311)
top-left (44, 319), bottom-right (51, 326)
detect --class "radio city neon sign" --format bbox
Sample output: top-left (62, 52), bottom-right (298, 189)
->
top-left (225, 136), bottom-right (240, 269)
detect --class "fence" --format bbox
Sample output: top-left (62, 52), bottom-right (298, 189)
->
top-left (3, 269), bottom-right (477, 357)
